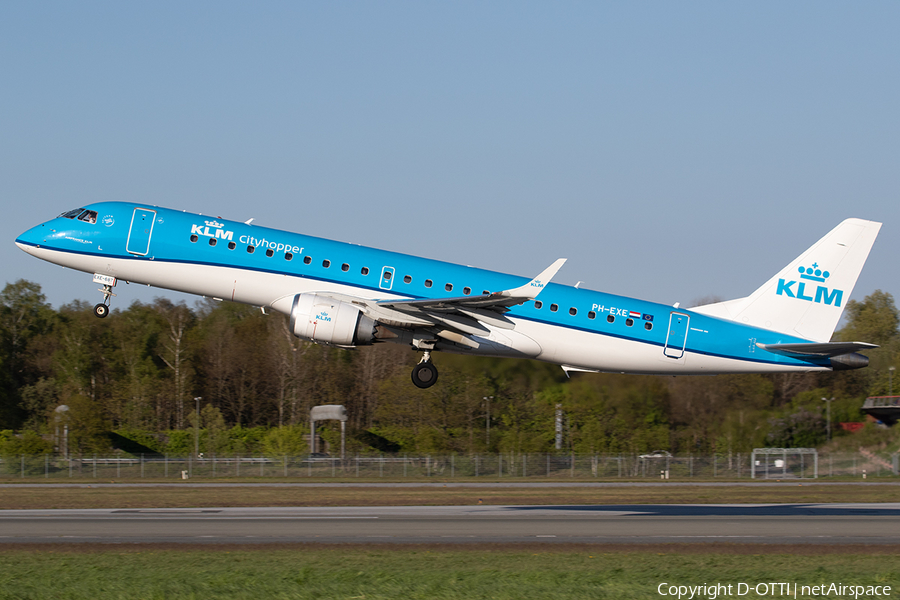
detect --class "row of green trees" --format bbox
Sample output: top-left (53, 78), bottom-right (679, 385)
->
top-left (0, 280), bottom-right (897, 456)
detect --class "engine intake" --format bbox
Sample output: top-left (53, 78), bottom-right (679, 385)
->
top-left (289, 293), bottom-right (376, 346)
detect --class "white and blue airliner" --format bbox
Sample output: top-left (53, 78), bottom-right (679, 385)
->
top-left (16, 203), bottom-right (881, 388)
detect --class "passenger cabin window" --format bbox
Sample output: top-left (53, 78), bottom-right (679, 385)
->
top-left (644, 322), bottom-right (653, 331)
top-left (463, 287), bottom-right (471, 295)
top-left (190, 235), bottom-right (198, 243)
top-left (266, 248), bottom-right (274, 257)
top-left (228, 242), bottom-right (236, 250)
top-left (445, 283), bottom-right (453, 292)
top-left (626, 318), bottom-right (634, 327)
top-left (383, 271), bottom-right (392, 281)
top-left (607, 315), bottom-right (615, 323)
top-left (361, 267), bottom-right (369, 275)
top-left (550, 304), bottom-right (558, 312)
top-left (285, 252), bottom-right (293, 260)
top-left (247, 245), bottom-right (255, 254)
top-left (424, 279), bottom-right (433, 288)
top-left (322, 260), bottom-right (330, 268)
top-left (209, 238), bottom-right (217, 247)
top-left (569, 307), bottom-right (577, 316)
top-left (588, 311), bottom-right (596, 320)
top-left (341, 263), bottom-right (349, 272)
top-left (303, 256), bottom-right (312, 264)
top-left (404, 275), bottom-right (412, 284)
top-left (534, 301), bottom-right (542, 309)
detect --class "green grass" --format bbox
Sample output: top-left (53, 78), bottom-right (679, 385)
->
top-left (2, 482), bottom-right (900, 510)
top-left (0, 546), bottom-right (898, 599)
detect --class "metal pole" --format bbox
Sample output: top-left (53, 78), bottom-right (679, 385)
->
top-left (194, 397), bottom-right (202, 458)
top-left (483, 396), bottom-right (493, 448)
top-left (890, 366), bottom-right (895, 396)
top-left (822, 397), bottom-right (834, 441)
top-left (555, 403), bottom-right (563, 450)
top-left (341, 421), bottom-right (346, 461)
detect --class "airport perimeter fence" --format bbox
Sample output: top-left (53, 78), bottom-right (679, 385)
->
top-left (1, 451), bottom-right (897, 480)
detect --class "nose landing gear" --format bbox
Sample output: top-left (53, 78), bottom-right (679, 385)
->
top-left (411, 351), bottom-right (439, 389)
top-left (92, 273), bottom-right (117, 319)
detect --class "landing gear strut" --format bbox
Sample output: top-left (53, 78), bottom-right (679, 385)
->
top-left (411, 352), bottom-right (439, 389)
top-left (92, 275), bottom-right (117, 319)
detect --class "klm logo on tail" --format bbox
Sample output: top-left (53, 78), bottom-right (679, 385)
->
top-left (776, 264), bottom-right (844, 307)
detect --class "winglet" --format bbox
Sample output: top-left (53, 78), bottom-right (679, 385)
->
top-left (503, 258), bottom-right (567, 300)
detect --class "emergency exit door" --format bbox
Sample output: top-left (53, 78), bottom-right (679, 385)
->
top-left (664, 312), bottom-right (690, 359)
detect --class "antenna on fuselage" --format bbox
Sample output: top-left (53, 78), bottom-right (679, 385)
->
top-left (245, 218), bottom-right (254, 225)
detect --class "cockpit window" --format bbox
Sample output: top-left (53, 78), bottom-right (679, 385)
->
top-left (59, 208), bottom-right (85, 219)
top-left (77, 210), bottom-right (98, 224)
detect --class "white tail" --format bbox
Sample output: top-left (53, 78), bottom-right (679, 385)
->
top-left (693, 218), bottom-right (882, 342)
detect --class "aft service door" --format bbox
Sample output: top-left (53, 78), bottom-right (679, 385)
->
top-left (126, 208), bottom-right (157, 256)
top-left (663, 312), bottom-right (690, 359)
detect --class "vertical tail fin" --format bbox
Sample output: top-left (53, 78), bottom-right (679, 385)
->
top-left (693, 218), bottom-right (881, 342)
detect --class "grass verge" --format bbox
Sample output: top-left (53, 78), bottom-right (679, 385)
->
top-left (0, 544), bottom-right (898, 599)
top-left (0, 483), bottom-right (899, 510)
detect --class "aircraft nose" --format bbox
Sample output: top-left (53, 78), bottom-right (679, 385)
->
top-left (15, 223), bottom-right (49, 253)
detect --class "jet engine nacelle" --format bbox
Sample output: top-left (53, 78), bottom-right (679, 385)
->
top-left (289, 293), bottom-right (377, 346)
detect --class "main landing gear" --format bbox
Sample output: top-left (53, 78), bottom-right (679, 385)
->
top-left (411, 352), bottom-right (439, 389)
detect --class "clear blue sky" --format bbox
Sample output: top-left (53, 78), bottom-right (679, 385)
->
top-left (3, 2), bottom-right (898, 314)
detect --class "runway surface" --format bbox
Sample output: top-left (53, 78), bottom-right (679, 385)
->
top-left (3, 503), bottom-right (900, 545)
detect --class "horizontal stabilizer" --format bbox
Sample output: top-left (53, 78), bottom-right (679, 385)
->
top-left (757, 341), bottom-right (878, 357)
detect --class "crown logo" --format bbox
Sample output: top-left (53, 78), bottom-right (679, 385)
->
top-left (798, 263), bottom-right (830, 283)
top-left (204, 220), bottom-right (224, 228)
